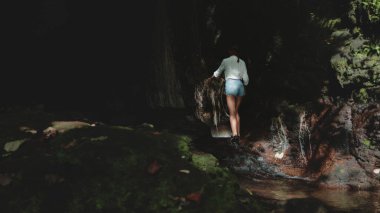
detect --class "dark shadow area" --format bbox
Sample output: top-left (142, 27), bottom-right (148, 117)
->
top-left (4, 0), bottom-right (155, 116)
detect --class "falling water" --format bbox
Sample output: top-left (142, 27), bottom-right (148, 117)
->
top-left (270, 116), bottom-right (289, 159)
top-left (194, 77), bottom-right (230, 137)
top-left (298, 111), bottom-right (311, 163)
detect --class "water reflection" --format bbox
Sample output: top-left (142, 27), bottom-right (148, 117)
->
top-left (240, 178), bottom-right (380, 212)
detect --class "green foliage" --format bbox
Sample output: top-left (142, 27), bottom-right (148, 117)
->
top-left (310, 13), bottom-right (342, 30)
top-left (331, 36), bottom-right (380, 90)
top-left (362, 44), bottom-right (380, 55)
top-left (176, 135), bottom-right (192, 159)
top-left (360, 0), bottom-right (380, 22)
top-left (361, 138), bottom-right (375, 148)
top-left (356, 88), bottom-right (370, 103)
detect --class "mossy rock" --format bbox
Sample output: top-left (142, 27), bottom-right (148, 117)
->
top-left (0, 118), bottom-right (263, 213)
top-left (191, 152), bottom-right (220, 174)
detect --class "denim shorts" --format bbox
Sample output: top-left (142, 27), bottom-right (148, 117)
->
top-left (225, 79), bottom-right (245, 96)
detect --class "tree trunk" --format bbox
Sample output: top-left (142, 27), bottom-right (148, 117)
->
top-left (147, 0), bottom-right (185, 108)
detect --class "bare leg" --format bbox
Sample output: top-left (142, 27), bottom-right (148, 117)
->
top-left (226, 95), bottom-right (238, 136)
top-left (236, 96), bottom-right (243, 136)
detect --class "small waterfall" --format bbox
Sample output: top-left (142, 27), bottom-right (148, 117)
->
top-left (270, 116), bottom-right (289, 159)
top-left (209, 90), bottom-right (219, 128)
top-left (194, 78), bottom-right (230, 137)
top-left (298, 111), bottom-right (311, 163)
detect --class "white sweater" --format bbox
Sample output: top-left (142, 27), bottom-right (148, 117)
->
top-left (213, 55), bottom-right (249, 86)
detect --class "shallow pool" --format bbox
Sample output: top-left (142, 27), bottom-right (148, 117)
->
top-left (240, 177), bottom-right (380, 212)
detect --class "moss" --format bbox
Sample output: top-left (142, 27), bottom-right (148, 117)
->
top-left (362, 138), bottom-right (374, 148)
top-left (191, 152), bottom-right (220, 174)
top-left (354, 88), bottom-right (370, 103)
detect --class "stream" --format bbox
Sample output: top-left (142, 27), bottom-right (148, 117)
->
top-left (192, 135), bottom-right (380, 213)
top-left (240, 177), bottom-right (380, 212)
top-left (156, 106), bottom-right (380, 212)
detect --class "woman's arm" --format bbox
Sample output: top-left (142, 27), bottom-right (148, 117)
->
top-left (212, 60), bottom-right (225, 78)
top-left (242, 61), bottom-right (249, 86)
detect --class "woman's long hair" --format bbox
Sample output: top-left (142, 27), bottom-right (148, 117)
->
top-left (229, 45), bottom-right (240, 63)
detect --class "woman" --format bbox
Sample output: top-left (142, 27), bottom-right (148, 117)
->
top-left (212, 45), bottom-right (249, 147)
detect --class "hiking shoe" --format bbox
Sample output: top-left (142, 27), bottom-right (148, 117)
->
top-left (229, 135), bottom-right (240, 149)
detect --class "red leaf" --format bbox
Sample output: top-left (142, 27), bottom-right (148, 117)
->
top-left (147, 160), bottom-right (161, 175)
top-left (151, 131), bottom-right (161, 136)
top-left (186, 192), bottom-right (201, 202)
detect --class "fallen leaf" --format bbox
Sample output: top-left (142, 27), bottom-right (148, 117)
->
top-left (4, 139), bottom-right (27, 152)
top-left (152, 131), bottom-right (161, 136)
top-left (19, 126), bottom-right (38, 134)
top-left (186, 192), bottom-right (201, 202)
top-left (147, 160), bottom-right (161, 175)
top-left (0, 174), bottom-right (12, 186)
top-left (62, 140), bottom-right (77, 149)
top-left (246, 188), bottom-right (253, 196)
top-left (179, 169), bottom-right (190, 174)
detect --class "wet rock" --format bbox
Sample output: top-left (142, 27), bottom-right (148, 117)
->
top-left (42, 121), bottom-right (94, 139)
top-left (374, 151), bottom-right (380, 159)
top-left (210, 124), bottom-right (231, 138)
top-left (50, 121), bottom-right (92, 133)
top-left (318, 155), bottom-right (373, 189)
top-left (43, 127), bottom-right (57, 139)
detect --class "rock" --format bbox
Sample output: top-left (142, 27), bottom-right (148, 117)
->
top-left (210, 124), bottom-right (231, 138)
top-left (275, 152), bottom-right (284, 159)
top-left (50, 121), bottom-right (92, 133)
top-left (318, 155), bottom-right (372, 189)
top-left (191, 152), bottom-right (220, 173)
top-left (374, 151), bottom-right (380, 159)
top-left (43, 127), bottom-right (57, 139)
top-left (43, 121), bottom-right (94, 139)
